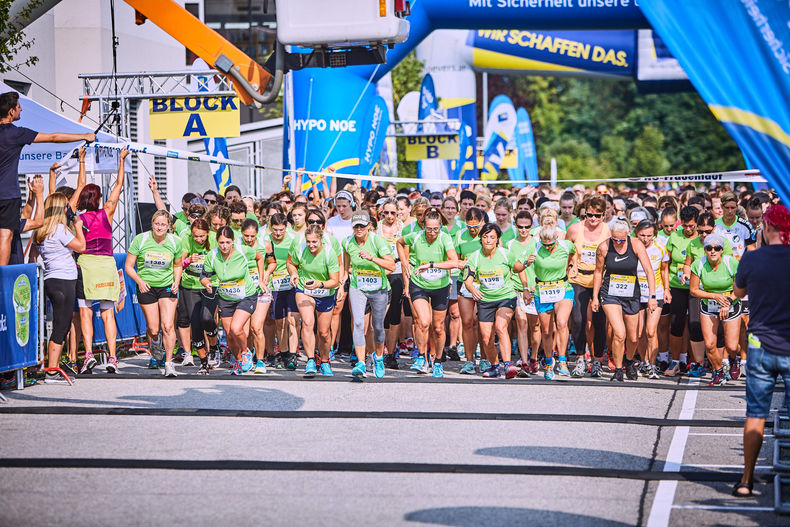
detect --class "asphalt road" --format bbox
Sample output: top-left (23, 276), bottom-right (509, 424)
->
top-left (0, 355), bottom-right (785, 526)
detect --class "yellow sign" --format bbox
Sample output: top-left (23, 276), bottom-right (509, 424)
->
top-left (476, 148), bottom-right (517, 170)
top-left (148, 95), bottom-right (240, 139)
top-left (404, 134), bottom-right (459, 161)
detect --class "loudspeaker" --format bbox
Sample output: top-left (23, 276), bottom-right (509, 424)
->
top-left (135, 202), bottom-right (159, 235)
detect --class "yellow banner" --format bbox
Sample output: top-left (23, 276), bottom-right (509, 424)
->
top-left (404, 135), bottom-right (459, 161)
top-left (476, 148), bottom-right (517, 170)
top-left (148, 95), bottom-right (240, 139)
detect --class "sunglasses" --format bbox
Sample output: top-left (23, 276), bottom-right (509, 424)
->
top-left (611, 237), bottom-right (628, 243)
top-left (586, 213), bottom-right (602, 218)
top-left (204, 199), bottom-right (217, 204)
top-left (698, 229), bottom-right (713, 235)
top-left (424, 227), bottom-right (440, 233)
top-left (516, 224), bottom-right (531, 230)
top-left (705, 245), bottom-right (723, 252)
top-left (307, 219), bottom-right (324, 225)
top-left (381, 211), bottom-right (397, 215)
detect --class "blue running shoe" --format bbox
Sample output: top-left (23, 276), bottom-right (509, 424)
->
top-left (241, 350), bottom-right (253, 372)
top-left (329, 346), bottom-right (336, 362)
top-left (304, 359), bottom-right (317, 377)
top-left (230, 361), bottom-right (242, 375)
top-left (687, 363), bottom-right (707, 378)
top-left (557, 359), bottom-right (570, 376)
top-left (433, 362), bottom-right (444, 378)
top-left (254, 360), bottom-right (267, 374)
top-left (459, 361), bottom-right (476, 375)
top-left (411, 348), bottom-right (419, 360)
top-left (482, 364), bottom-right (501, 378)
top-left (148, 356), bottom-right (159, 369)
top-left (320, 363), bottom-right (333, 376)
top-left (157, 358), bottom-right (166, 368)
top-left (418, 357), bottom-right (429, 374)
top-left (544, 357), bottom-right (555, 381)
top-left (374, 355), bottom-right (385, 378)
top-left (352, 361), bottom-right (367, 379)
top-left (350, 353), bottom-right (358, 364)
top-left (410, 356), bottom-right (425, 372)
top-left (478, 359), bottom-right (491, 373)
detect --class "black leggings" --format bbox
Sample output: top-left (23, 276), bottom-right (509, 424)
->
top-left (384, 273), bottom-right (404, 328)
top-left (669, 287), bottom-right (703, 342)
top-left (45, 278), bottom-right (76, 346)
top-left (178, 287), bottom-right (218, 350)
top-left (571, 283), bottom-right (607, 358)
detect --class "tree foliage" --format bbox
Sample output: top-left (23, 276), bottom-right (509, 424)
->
top-left (390, 51), bottom-right (424, 183)
top-left (0, 1), bottom-right (40, 73)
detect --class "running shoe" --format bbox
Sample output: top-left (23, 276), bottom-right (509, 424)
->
top-left (544, 358), bottom-right (555, 381)
top-left (44, 372), bottom-right (70, 384)
top-left (664, 360), bottom-right (681, 377)
top-left (405, 337), bottom-right (415, 352)
top-left (320, 363), bottom-right (333, 376)
top-left (709, 369), bottom-right (727, 387)
top-left (418, 357), bottom-right (429, 375)
top-left (410, 348), bottom-right (419, 360)
top-left (285, 353), bottom-right (297, 371)
top-left (384, 354), bottom-right (399, 370)
top-left (571, 358), bottom-right (586, 378)
top-left (304, 359), bottom-right (317, 377)
top-left (639, 361), bottom-right (651, 375)
top-left (557, 359), bottom-right (570, 376)
top-left (163, 362), bottom-right (178, 377)
top-left (106, 356), bottom-right (118, 374)
top-left (457, 342), bottom-right (466, 361)
top-left (148, 356), bottom-right (159, 369)
top-left (611, 368), bottom-right (625, 382)
top-left (741, 362), bottom-right (748, 378)
top-left (722, 360), bottom-right (731, 380)
top-left (432, 362), bottom-right (444, 378)
top-left (459, 361), bottom-right (476, 375)
top-left (241, 350), bottom-right (253, 373)
top-left (482, 364), bottom-right (501, 378)
top-left (687, 363), bottom-right (707, 378)
top-left (445, 346), bottom-right (461, 361)
top-left (529, 358), bottom-right (540, 374)
top-left (730, 360), bottom-right (741, 380)
top-left (174, 347), bottom-right (185, 362)
top-left (504, 361), bottom-right (518, 379)
top-left (80, 353), bottom-right (97, 374)
top-left (230, 361), bottom-right (242, 376)
top-left (658, 359), bottom-right (669, 373)
top-left (207, 348), bottom-right (219, 368)
top-left (350, 352), bottom-right (358, 365)
top-left (411, 356), bottom-right (425, 372)
top-left (517, 363), bottom-right (530, 378)
top-left (351, 361), bottom-right (367, 379)
top-left (679, 361), bottom-right (689, 374)
top-left (478, 359), bottom-right (492, 373)
top-left (329, 345), bottom-right (336, 362)
top-left (648, 365), bottom-right (660, 380)
top-left (607, 354), bottom-right (616, 371)
top-left (254, 360), bottom-right (267, 374)
top-left (150, 336), bottom-right (165, 362)
top-left (590, 360), bottom-right (603, 377)
top-left (181, 352), bottom-right (195, 367)
top-left (374, 355), bottom-right (385, 378)
top-left (197, 363), bottom-right (209, 375)
top-left (62, 361), bottom-right (79, 376)
top-left (625, 360), bottom-right (639, 381)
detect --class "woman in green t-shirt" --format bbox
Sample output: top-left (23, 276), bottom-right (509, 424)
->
top-left (268, 213), bottom-right (299, 371)
top-left (239, 219), bottom-right (277, 374)
top-left (397, 208), bottom-right (459, 377)
top-left (286, 224), bottom-right (342, 378)
top-left (453, 207), bottom-right (485, 375)
top-left (125, 210), bottom-right (184, 377)
top-left (178, 217), bottom-right (220, 375)
top-left (464, 223), bottom-right (526, 379)
top-left (200, 226), bottom-right (267, 375)
top-left (689, 233), bottom-right (742, 387)
top-left (344, 211), bottom-right (396, 380)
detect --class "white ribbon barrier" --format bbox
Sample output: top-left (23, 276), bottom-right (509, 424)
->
top-left (92, 141), bottom-right (767, 186)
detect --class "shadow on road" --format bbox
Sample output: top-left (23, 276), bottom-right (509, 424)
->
top-left (405, 506), bottom-right (632, 526)
top-left (475, 445), bottom-right (652, 470)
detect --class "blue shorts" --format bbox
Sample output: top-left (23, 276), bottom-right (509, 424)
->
top-left (296, 289), bottom-right (337, 313)
top-left (745, 341), bottom-right (790, 419)
top-left (534, 288), bottom-right (574, 314)
top-left (271, 288), bottom-right (297, 320)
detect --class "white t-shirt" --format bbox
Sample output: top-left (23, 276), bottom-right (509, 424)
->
top-left (327, 214), bottom-right (353, 242)
top-left (36, 224), bottom-right (77, 280)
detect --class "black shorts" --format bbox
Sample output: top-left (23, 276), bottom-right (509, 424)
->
top-left (409, 281), bottom-right (450, 311)
top-left (138, 285), bottom-right (177, 305)
top-left (384, 273), bottom-right (404, 328)
top-left (478, 297), bottom-right (517, 323)
top-left (271, 288), bottom-right (297, 320)
top-left (700, 299), bottom-right (744, 321)
top-left (76, 267), bottom-right (85, 300)
top-left (741, 300), bottom-right (750, 316)
top-left (0, 198), bottom-right (21, 231)
top-left (599, 292), bottom-right (641, 316)
top-left (218, 293), bottom-right (257, 318)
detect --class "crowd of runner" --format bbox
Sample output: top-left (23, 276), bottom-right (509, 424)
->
top-left (31, 156), bottom-right (786, 384)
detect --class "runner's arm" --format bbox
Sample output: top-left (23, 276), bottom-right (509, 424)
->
top-left (104, 147), bottom-right (129, 221)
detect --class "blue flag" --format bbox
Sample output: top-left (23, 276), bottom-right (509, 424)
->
top-left (639, 0), bottom-right (790, 204)
top-left (357, 96), bottom-right (391, 187)
top-left (515, 107), bottom-right (538, 186)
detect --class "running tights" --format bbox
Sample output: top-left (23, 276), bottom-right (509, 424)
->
top-left (45, 278), bottom-right (76, 346)
top-left (571, 283), bottom-right (607, 358)
top-left (178, 287), bottom-right (218, 349)
top-left (348, 287), bottom-right (389, 347)
top-left (669, 287), bottom-right (703, 342)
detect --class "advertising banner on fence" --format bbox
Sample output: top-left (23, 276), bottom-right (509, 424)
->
top-left (357, 95), bottom-right (390, 180)
top-left (515, 107), bottom-right (539, 185)
top-left (149, 95), bottom-right (240, 140)
top-left (639, 0), bottom-right (790, 204)
top-left (0, 264), bottom-right (38, 373)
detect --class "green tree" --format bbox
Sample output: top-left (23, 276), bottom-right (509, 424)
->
top-left (0, 1), bottom-right (40, 73)
top-left (391, 51), bottom-right (424, 184)
top-left (631, 124), bottom-right (669, 179)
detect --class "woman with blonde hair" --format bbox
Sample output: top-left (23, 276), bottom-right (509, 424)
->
top-left (35, 193), bottom-right (86, 383)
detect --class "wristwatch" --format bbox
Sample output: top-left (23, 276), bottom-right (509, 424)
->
top-left (650, 294), bottom-right (657, 299)
top-left (430, 261), bottom-right (434, 269)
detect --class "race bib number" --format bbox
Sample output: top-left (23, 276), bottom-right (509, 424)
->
top-left (219, 278), bottom-right (245, 300)
top-left (538, 280), bottom-right (565, 303)
top-left (478, 270), bottom-right (505, 290)
top-left (187, 255), bottom-right (205, 274)
top-left (356, 269), bottom-right (383, 291)
top-left (421, 266), bottom-right (446, 282)
top-left (304, 287), bottom-right (330, 298)
top-left (249, 269), bottom-right (260, 289)
top-left (677, 270), bottom-right (686, 285)
top-left (144, 250), bottom-right (171, 270)
top-left (608, 274), bottom-right (636, 297)
top-left (639, 280), bottom-right (650, 299)
top-left (705, 299), bottom-right (722, 314)
top-left (271, 270), bottom-right (292, 291)
top-left (580, 244), bottom-right (597, 265)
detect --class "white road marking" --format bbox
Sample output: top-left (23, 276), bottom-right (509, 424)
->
top-left (681, 464), bottom-right (772, 470)
top-left (647, 379), bottom-right (699, 527)
top-left (671, 505), bottom-right (773, 511)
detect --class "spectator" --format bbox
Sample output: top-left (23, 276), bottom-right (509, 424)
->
top-left (0, 91), bottom-right (95, 265)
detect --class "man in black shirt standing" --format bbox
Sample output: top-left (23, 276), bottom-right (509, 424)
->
top-left (0, 91), bottom-right (95, 265)
top-left (733, 204), bottom-right (790, 497)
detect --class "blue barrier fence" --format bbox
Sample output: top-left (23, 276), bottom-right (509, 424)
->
top-left (0, 263), bottom-right (39, 373)
top-left (87, 253), bottom-right (147, 345)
